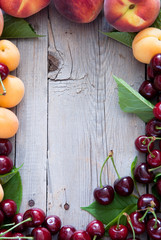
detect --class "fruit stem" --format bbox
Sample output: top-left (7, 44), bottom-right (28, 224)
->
top-left (123, 213), bottom-right (135, 240)
top-left (156, 126), bottom-right (161, 130)
top-left (93, 235), bottom-right (97, 240)
top-left (0, 223), bottom-right (15, 228)
top-left (110, 153), bottom-right (121, 179)
top-left (138, 209), bottom-right (149, 222)
top-left (0, 217), bottom-right (32, 237)
top-left (149, 165), bottom-right (161, 172)
top-left (147, 138), bottom-right (155, 157)
top-left (99, 151), bottom-right (112, 188)
top-left (151, 210), bottom-right (158, 229)
top-left (0, 75), bottom-right (6, 96)
top-left (0, 237), bottom-right (33, 239)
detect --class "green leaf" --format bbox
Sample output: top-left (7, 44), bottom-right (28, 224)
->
top-left (114, 75), bottom-right (154, 122)
top-left (152, 9), bottom-right (161, 29)
top-left (154, 172), bottom-right (161, 183)
top-left (3, 172), bottom-right (22, 212)
top-left (102, 31), bottom-right (136, 48)
top-left (0, 164), bottom-right (23, 185)
top-left (1, 14), bottom-right (42, 39)
top-left (81, 193), bottom-right (137, 226)
top-left (131, 156), bottom-right (137, 180)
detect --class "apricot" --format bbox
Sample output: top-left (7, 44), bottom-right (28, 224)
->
top-left (0, 75), bottom-right (25, 108)
top-left (0, 185), bottom-right (4, 202)
top-left (0, 40), bottom-right (20, 71)
top-left (132, 28), bottom-right (161, 64)
top-left (0, 108), bottom-right (19, 139)
top-left (0, 10), bottom-right (4, 36)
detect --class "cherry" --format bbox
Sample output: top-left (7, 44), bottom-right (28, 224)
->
top-left (0, 139), bottom-right (12, 156)
top-left (86, 220), bottom-right (105, 239)
top-left (114, 176), bottom-right (134, 196)
top-left (147, 217), bottom-right (161, 240)
top-left (146, 118), bottom-right (161, 136)
top-left (150, 54), bottom-right (161, 73)
top-left (23, 208), bottom-right (46, 228)
top-left (0, 199), bottom-right (17, 218)
top-left (12, 233), bottom-right (26, 239)
top-left (94, 185), bottom-right (114, 205)
top-left (71, 230), bottom-right (91, 240)
top-left (154, 75), bottom-right (161, 91)
top-left (0, 155), bottom-right (13, 174)
top-left (0, 210), bottom-right (4, 225)
top-left (0, 229), bottom-right (12, 238)
top-left (108, 224), bottom-right (128, 240)
top-left (0, 63), bottom-right (9, 80)
top-left (153, 102), bottom-right (161, 120)
top-left (135, 135), bottom-right (154, 153)
top-left (139, 80), bottom-right (157, 99)
top-left (147, 150), bottom-right (161, 168)
top-left (137, 194), bottom-right (160, 212)
top-left (43, 215), bottom-right (61, 234)
top-left (126, 211), bottom-right (145, 234)
top-left (12, 213), bottom-right (26, 232)
top-left (134, 163), bottom-right (154, 184)
top-left (147, 65), bottom-right (156, 80)
top-left (156, 179), bottom-right (161, 195)
top-left (58, 225), bottom-right (76, 240)
top-left (31, 227), bottom-right (52, 240)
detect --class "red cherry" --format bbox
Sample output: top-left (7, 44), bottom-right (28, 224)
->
top-left (86, 220), bottom-right (105, 239)
top-left (23, 208), bottom-right (46, 228)
top-left (43, 215), bottom-right (61, 234)
top-left (147, 150), bottom-right (161, 168)
top-left (150, 54), bottom-right (161, 73)
top-left (0, 155), bottom-right (13, 174)
top-left (147, 217), bottom-right (161, 240)
top-left (58, 225), bottom-right (76, 240)
top-left (71, 230), bottom-right (91, 240)
top-left (0, 199), bottom-right (17, 218)
top-left (31, 227), bottom-right (52, 240)
top-left (135, 135), bottom-right (154, 153)
top-left (12, 213), bottom-right (26, 232)
top-left (147, 65), bottom-right (156, 80)
top-left (108, 225), bottom-right (128, 240)
top-left (0, 139), bottom-right (12, 156)
top-left (126, 211), bottom-right (145, 234)
top-left (153, 102), bottom-right (161, 120)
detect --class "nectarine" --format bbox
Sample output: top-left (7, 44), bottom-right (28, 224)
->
top-left (53, 0), bottom-right (103, 23)
top-left (104, 0), bottom-right (160, 32)
top-left (0, 10), bottom-right (4, 36)
top-left (132, 27), bottom-right (161, 64)
top-left (0, 75), bottom-right (25, 108)
top-left (0, 108), bottom-right (19, 139)
top-left (0, 40), bottom-right (20, 71)
top-left (0, 0), bottom-right (50, 18)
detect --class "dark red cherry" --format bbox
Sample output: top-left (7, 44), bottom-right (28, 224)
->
top-left (23, 208), bottom-right (46, 228)
top-left (71, 230), bottom-right (91, 240)
top-left (127, 211), bottom-right (145, 234)
top-left (139, 80), bottom-right (157, 99)
top-left (0, 210), bottom-right (4, 225)
top-left (150, 54), bottom-right (161, 73)
top-left (86, 220), bottom-right (105, 239)
top-left (153, 102), bottom-right (161, 120)
top-left (93, 185), bottom-right (114, 205)
top-left (58, 225), bottom-right (76, 240)
top-left (31, 227), bottom-right (52, 240)
top-left (135, 135), bottom-right (154, 153)
top-left (0, 139), bottom-right (12, 156)
top-left (43, 215), bottom-right (61, 234)
top-left (12, 233), bottom-right (26, 239)
top-left (147, 150), bottom-right (161, 168)
top-left (147, 65), bottom-right (156, 80)
top-left (0, 199), bottom-right (17, 218)
top-left (146, 118), bottom-right (161, 136)
top-left (137, 194), bottom-right (160, 212)
top-left (12, 213), bottom-right (26, 232)
top-left (108, 224), bottom-right (128, 240)
top-left (0, 229), bottom-right (12, 238)
top-left (114, 176), bottom-right (134, 196)
top-left (0, 155), bottom-right (13, 174)
top-left (147, 217), bottom-right (161, 240)
top-left (154, 75), bottom-right (161, 91)
top-left (156, 179), bottom-right (161, 196)
top-left (134, 163), bottom-right (154, 184)
top-left (0, 63), bottom-right (9, 80)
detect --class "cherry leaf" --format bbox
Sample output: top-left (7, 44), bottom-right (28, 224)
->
top-left (0, 164), bottom-right (23, 185)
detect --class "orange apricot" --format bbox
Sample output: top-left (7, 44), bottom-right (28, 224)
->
top-left (0, 185), bottom-right (4, 202)
top-left (0, 75), bottom-right (25, 108)
top-left (0, 108), bottom-right (19, 139)
top-left (0, 40), bottom-right (20, 71)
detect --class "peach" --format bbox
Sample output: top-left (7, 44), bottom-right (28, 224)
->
top-left (0, 107), bottom-right (19, 139)
top-left (104, 0), bottom-right (160, 32)
top-left (0, 0), bottom-right (50, 18)
top-left (0, 75), bottom-right (25, 108)
top-left (0, 9), bottom-right (4, 36)
top-left (132, 27), bottom-right (161, 64)
top-left (0, 40), bottom-right (20, 71)
top-left (53, 0), bottom-right (103, 23)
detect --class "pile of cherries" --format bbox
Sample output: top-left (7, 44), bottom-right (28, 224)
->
top-left (0, 139), bottom-right (13, 175)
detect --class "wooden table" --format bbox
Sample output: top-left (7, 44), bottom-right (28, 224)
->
top-left (12, 1), bottom-right (146, 239)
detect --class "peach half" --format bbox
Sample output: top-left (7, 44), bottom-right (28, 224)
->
top-left (132, 27), bottom-right (161, 64)
top-left (104, 0), bottom-right (160, 32)
top-left (0, 0), bottom-right (50, 18)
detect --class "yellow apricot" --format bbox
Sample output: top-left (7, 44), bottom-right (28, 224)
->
top-left (0, 184), bottom-right (4, 202)
top-left (0, 75), bottom-right (25, 108)
top-left (132, 27), bottom-right (161, 64)
top-left (0, 40), bottom-right (20, 71)
top-left (0, 107), bottom-right (19, 139)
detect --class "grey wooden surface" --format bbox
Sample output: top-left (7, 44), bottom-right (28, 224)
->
top-left (12, 2), bottom-right (147, 239)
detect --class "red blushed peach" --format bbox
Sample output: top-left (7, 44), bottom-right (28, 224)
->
top-left (0, 0), bottom-right (50, 18)
top-left (53, 0), bottom-right (103, 23)
top-left (104, 0), bottom-right (160, 32)
top-left (0, 9), bottom-right (4, 36)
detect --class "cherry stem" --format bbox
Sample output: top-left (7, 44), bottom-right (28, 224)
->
top-left (110, 153), bottom-right (121, 179)
top-left (147, 138), bottom-right (155, 157)
top-left (123, 213), bottom-right (135, 240)
top-left (0, 217), bottom-right (32, 237)
top-left (138, 209), bottom-right (149, 222)
top-left (93, 236), bottom-right (97, 240)
top-left (151, 210), bottom-right (158, 229)
top-left (0, 237), bottom-right (33, 239)
top-left (0, 75), bottom-right (6, 96)
top-left (156, 126), bottom-right (161, 130)
top-left (0, 223), bottom-right (15, 228)
top-left (99, 151), bottom-right (113, 188)
top-left (149, 165), bottom-right (161, 172)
